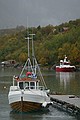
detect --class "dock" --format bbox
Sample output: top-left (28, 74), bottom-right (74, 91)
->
top-left (50, 95), bottom-right (80, 115)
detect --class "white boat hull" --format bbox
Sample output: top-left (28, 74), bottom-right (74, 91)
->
top-left (8, 88), bottom-right (50, 112)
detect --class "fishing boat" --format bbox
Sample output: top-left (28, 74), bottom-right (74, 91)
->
top-left (8, 35), bottom-right (51, 112)
top-left (56, 55), bottom-right (75, 72)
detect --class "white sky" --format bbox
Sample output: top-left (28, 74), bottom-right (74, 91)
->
top-left (0, 0), bottom-right (80, 29)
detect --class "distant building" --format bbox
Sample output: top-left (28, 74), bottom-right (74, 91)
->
top-left (63, 27), bottom-right (69, 32)
top-left (1, 60), bottom-right (16, 67)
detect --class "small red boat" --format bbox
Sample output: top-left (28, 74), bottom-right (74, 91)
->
top-left (56, 56), bottom-right (75, 72)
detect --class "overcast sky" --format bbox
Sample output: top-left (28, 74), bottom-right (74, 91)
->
top-left (0, 0), bottom-right (80, 29)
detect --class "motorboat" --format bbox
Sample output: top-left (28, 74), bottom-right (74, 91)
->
top-left (56, 55), bottom-right (75, 72)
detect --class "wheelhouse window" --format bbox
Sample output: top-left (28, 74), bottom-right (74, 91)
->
top-left (19, 82), bottom-right (24, 89)
top-left (30, 82), bottom-right (35, 89)
top-left (25, 82), bottom-right (29, 89)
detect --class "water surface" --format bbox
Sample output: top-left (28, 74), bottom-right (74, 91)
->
top-left (0, 67), bottom-right (80, 120)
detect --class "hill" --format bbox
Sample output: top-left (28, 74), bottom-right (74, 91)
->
top-left (0, 19), bottom-right (80, 67)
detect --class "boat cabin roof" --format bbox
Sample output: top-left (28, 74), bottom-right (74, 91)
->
top-left (15, 77), bottom-right (40, 82)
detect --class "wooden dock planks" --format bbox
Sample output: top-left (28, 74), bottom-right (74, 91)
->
top-left (50, 95), bottom-right (80, 115)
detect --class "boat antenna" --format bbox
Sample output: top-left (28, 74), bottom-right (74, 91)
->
top-left (26, 16), bottom-right (29, 37)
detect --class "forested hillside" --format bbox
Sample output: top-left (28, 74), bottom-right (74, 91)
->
top-left (0, 19), bottom-right (80, 67)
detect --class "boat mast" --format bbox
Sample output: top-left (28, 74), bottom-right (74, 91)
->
top-left (19, 30), bottom-right (47, 89)
top-left (19, 36), bottom-right (33, 77)
top-left (29, 34), bottom-right (36, 73)
top-left (29, 34), bottom-right (47, 89)
top-left (26, 36), bottom-right (32, 72)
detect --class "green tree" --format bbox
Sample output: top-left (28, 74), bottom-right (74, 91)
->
top-left (19, 52), bottom-right (27, 62)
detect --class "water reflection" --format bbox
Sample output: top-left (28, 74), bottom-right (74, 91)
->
top-left (10, 106), bottom-right (75, 120)
top-left (56, 72), bottom-right (75, 90)
top-left (10, 110), bottom-right (49, 120)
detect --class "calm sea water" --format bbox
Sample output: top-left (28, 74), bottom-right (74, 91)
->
top-left (0, 67), bottom-right (80, 120)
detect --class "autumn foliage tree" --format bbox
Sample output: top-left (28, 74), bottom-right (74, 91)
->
top-left (0, 19), bottom-right (80, 66)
